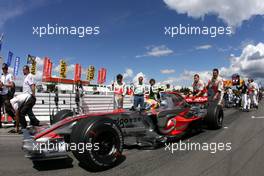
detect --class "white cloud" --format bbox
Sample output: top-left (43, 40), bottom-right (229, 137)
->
top-left (160, 69), bottom-right (175, 74)
top-left (224, 42), bottom-right (264, 78)
top-left (123, 68), bottom-right (133, 79)
top-left (54, 63), bottom-right (75, 74)
top-left (133, 72), bottom-right (147, 84)
top-left (163, 0), bottom-right (264, 28)
top-left (136, 45), bottom-right (174, 58)
top-left (160, 42), bottom-right (264, 87)
top-left (0, 0), bottom-right (52, 28)
top-left (195, 44), bottom-right (212, 50)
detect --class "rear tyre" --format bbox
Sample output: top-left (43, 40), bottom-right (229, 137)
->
top-left (71, 117), bottom-right (123, 171)
top-left (205, 103), bottom-right (224, 129)
top-left (51, 109), bottom-right (73, 124)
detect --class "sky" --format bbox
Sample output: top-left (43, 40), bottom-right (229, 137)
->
top-left (0, 0), bottom-right (264, 87)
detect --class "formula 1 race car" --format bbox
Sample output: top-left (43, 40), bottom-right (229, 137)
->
top-left (22, 92), bottom-right (223, 171)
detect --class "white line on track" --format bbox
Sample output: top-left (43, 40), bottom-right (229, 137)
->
top-left (251, 116), bottom-right (264, 119)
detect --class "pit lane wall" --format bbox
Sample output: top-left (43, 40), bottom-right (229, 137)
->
top-left (22, 93), bottom-right (133, 122)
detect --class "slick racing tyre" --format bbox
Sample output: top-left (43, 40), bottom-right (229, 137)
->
top-left (205, 103), bottom-right (224, 130)
top-left (71, 117), bottom-right (123, 171)
top-left (51, 109), bottom-right (74, 124)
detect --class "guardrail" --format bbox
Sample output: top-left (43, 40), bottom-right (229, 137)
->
top-left (20, 93), bottom-right (133, 122)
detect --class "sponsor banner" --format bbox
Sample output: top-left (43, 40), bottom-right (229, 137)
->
top-left (14, 57), bottom-right (20, 78)
top-left (87, 65), bottom-right (95, 81)
top-left (60, 59), bottom-right (67, 78)
top-left (101, 68), bottom-right (107, 83)
top-left (97, 68), bottom-right (107, 84)
top-left (7, 51), bottom-right (13, 66)
top-left (27, 54), bottom-right (36, 64)
top-left (30, 58), bottom-right (37, 75)
top-left (42, 57), bottom-right (52, 79)
top-left (74, 64), bottom-right (81, 81)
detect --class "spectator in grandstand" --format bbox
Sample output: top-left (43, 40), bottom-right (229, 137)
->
top-left (207, 68), bottom-right (224, 105)
top-left (192, 74), bottom-right (206, 97)
top-left (132, 76), bottom-right (145, 110)
top-left (113, 74), bottom-right (126, 109)
top-left (0, 63), bottom-right (15, 128)
top-left (22, 65), bottom-right (39, 126)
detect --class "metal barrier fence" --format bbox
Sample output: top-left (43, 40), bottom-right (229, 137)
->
top-left (30, 93), bottom-right (133, 121)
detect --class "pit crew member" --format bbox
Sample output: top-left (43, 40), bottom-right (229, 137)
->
top-left (192, 74), bottom-right (206, 97)
top-left (113, 74), bottom-right (126, 109)
top-left (147, 78), bottom-right (159, 100)
top-left (132, 76), bottom-right (145, 110)
top-left (4, 93), bottom-right (36, 133)
top-left (247, 78), bottom-right (259, 109)
top-left (207, 68), bottom-right (224, 105)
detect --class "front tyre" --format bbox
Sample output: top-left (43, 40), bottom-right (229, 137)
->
top-left (205, 103), bottom-right (224, 130)
top-left (71, 117), bottom-right (123, 171)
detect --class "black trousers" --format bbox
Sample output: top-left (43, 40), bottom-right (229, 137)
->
top-left (0, 94), bottom-right (10, 123)
top-left (19, 96), bottom-right (39, 129)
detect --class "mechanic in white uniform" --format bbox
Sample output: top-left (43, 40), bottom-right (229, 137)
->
top-left (0, 63), bottom-right (15, 128)
top-left (192, 74), bottom-right (206, 97)
top-left (113, 74), bottom-right (126, 109)
top-left (247, 78), bottom-right (259, 109)
top-left (133, 76), bottom-right (145, 110)
top-left (5, 93), bottom-right (36, 132)
top-left (22, 65), bottom-right (40, 126)
top-left (207, 68), bottom-right (224, 105)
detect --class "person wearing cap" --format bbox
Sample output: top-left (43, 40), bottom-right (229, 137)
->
top-left (22, 65), bottom-right (39, 126)
top-left (0, 63), bottom-right (15, 128)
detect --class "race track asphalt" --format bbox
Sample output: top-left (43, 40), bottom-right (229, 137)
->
top-left (1, 102), bottom-right (264, 176)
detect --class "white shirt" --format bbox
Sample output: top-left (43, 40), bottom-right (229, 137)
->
top-left (0, 73), bottom-right (14, 95)
top-left (113, 81), bottom-right (126, 96)
top-left (10, 93), bottom-right (31, 111)
top-left (23, 73), bottom-right (35, 95)
top-left (134, 82), bottom-right (145, 95)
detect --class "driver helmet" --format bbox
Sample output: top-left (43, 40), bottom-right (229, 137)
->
top-left (145, 99), bottom-right (159, 110)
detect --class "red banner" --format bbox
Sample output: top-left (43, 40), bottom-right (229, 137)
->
top-left (74, 64), bottom-right (82, 81)
top-left (97, 68), bottom-right (107, 84)
top-left (42, 57), bottom-right (52, 80)
top-left (101, 68), bottom-right (106, 83)
top-left (48, 59), bottom-right (52, 77)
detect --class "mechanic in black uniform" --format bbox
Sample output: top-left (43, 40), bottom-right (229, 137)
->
top-left (148, 79), bottom-right (159, 100)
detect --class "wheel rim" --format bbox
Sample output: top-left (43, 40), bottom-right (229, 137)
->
top-left (94, 131), bottom-right (117, 157)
